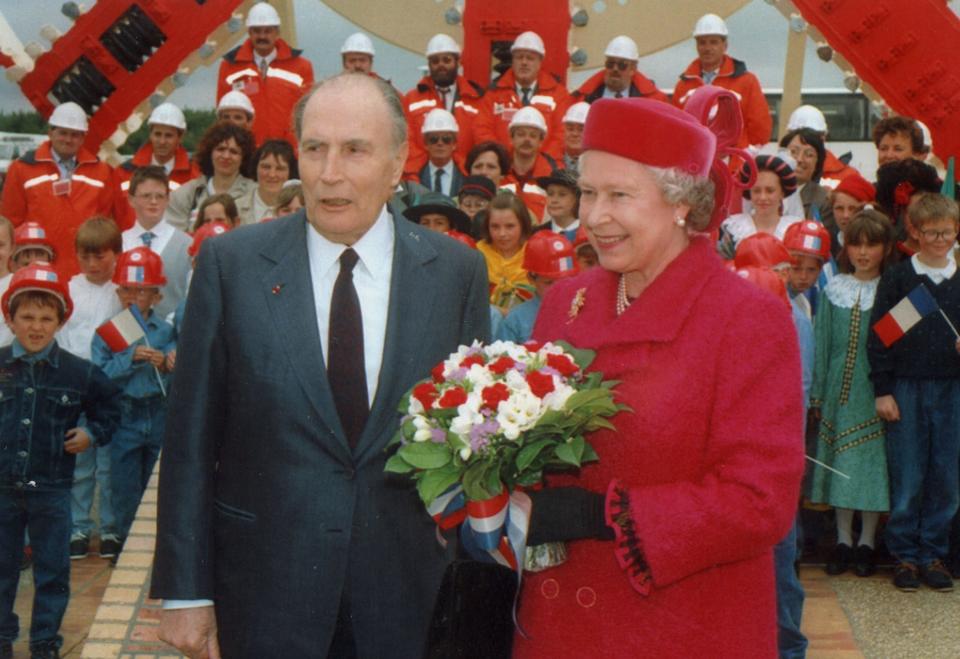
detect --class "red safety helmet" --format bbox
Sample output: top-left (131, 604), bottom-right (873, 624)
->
top-left (1, 262), bottom-right (72, 321)
top-left (446, 230), bottom-right (477, 249)
top-left (736, 266), bottom-right (790, 309)
top-left (783, 220), bottom-right (831, 262)
top-left (523, 231), bottom-right (578, 279)
top-left (734, 233), bottom-right (792, 270)
top-left (113, 247), bottom-right (167, 287)
top-left (13, 221), bottom-right (55, 259)
top-left (189, 221), bottom-right (232, 257)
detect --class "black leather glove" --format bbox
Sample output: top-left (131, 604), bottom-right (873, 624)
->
top-left (526, 487), bottom-right (615, 545)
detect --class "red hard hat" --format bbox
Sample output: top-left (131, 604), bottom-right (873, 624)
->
top-left (1, 262), bottom-right (72, 321)
top-left (114, 247), bottom-right (167, 287)
top-left (446, 230), bottom-right (477, 249)
top-left (13, 221), bottom-right (55, 259)
top-left (736, 266), bottom-right (790, 309)
top-left (734, 233), bottom-right (791, 270)
top-left (523, 231), bottom-right (578, 279)
top-left (783, 220), bottom-right (831, 261)
top-left (189, 221), bottom-right (231, 257)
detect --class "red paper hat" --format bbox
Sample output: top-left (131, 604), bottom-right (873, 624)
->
top-left (783, 220), bottom-right (831, 262)
top-left (114, 247), bottom-right (167, 287)
top-left (736, 266), bottom-right (790, 309)
top-left (834, 173), bottom-right (875, 203)
top-left (189, 221), bottom-right (232, 257)
top-left (734, 233), bottom-right (791, 270)
top-left (2, 262), bottom-right (72, 321)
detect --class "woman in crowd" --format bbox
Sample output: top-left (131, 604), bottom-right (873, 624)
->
top-left (192, 193), bottom-right (240, 232)
top-left (513, 92), bottom-right (804, 658)
top-left (780, 127), bottom-right (830, 221)
top-left (167, 122), bottom-right (256, 231)
top-left (719, 154), bottom-right (801, 258)
top-left (239, 140), bottom-right (299, 224)
top-left (476, 192), bottom-right (535, 312)
top-left (466, 141), bottom-right (510, 186)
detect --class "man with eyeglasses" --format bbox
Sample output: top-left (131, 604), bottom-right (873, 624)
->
top-left (672, 13), bottom-right (771, 150)
top-left (404, 34), bottom-right (484, 176)
top-left (1, 102), bottom-right (114, 276)
top-left (413, 109), bottom-right (465, 197)
top-left (573, 36), bottom-right (669, 104)
top-left (474, 31), bottom-right (571, 161)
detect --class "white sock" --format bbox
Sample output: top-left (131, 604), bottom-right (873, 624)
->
top-left (836, 508), bottom-right (854, 546)
top-left (858, 511), bottom-right (879, 548)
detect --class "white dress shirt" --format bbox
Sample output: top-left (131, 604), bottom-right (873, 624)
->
top-left (58, 275), bottom-right (122, 360)
top-left (123, 219), bottom-right (176, 255)
top-left (307, 205), bottom-right (394, 405)
top-left (427, 161), bottom-right (455, 196)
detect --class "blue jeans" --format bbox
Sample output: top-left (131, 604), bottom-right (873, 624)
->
top-left (885, 379), bottom-right (960, 566)
top-left (775, 517), bottom-right (807, 659)
top-left (111, 397), bottom-right (165, 540)
top-left (70, 445), bottom-right (116, 540)
top-left (0, 489), bottom-right (70, 649)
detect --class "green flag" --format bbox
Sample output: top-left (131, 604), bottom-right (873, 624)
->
top-left (941, 156), bottom-right (955, 200)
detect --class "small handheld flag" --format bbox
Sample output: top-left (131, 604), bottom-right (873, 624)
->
top-left (872, 283), bottom-right (939, 347)
top-left (96, 308), bottom-right (147, 353)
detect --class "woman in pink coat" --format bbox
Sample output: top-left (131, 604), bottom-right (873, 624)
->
top-left (513, 92), bottom-right (805, 658)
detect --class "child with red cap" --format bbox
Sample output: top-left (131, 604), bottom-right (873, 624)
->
top-left (91, 247), bottom-right (176, 562)
top-left (0, 263), bottom-right (120, 657)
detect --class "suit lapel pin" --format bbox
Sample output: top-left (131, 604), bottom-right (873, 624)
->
top-left (409, 231), bottom-right (420, 242)
top-left (272, 284), bottom-right (283, 295)
top-left (567, 287), bottom-right (587, 323)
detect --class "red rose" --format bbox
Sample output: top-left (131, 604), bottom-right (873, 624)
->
top-left (482, 382), bottom-right (511, 410)
top-left (526, 370), bottom-right (555, 399)
top-left (488, 356), bottom-right (516, 374)
top-left (461, 354), bottom-right (486, 369)
top-left (546, 353), bottom-right (578, 377)
top-left (438, 386), bottom-right (468, 408)
top-left (431, 363), bottom-right (446, 383)
top-left (412, 382), bottom-right (439, 410)
top-left (523, 340), bottom-right (543, 352)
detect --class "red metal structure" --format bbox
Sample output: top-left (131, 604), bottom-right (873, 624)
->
top-left (461, 0), bottom-right (570, 87)
top-left (16, 0), bottom-right (244, 153)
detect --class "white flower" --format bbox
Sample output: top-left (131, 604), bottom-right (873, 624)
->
top-left (411, 415), bottom-right (433, 442)
top-left (496, 390), bottom-right (542, 440)
top-left (408, 396), bottom-right (424, 415)
top-left (464, 364), bottom-right (495, 390)
top-left (450, 410), bottom-right (479, 437)
top-left (543, 382), bottom-right (575, 411)
top-left (413, 428), bottom-right (433, 442)
top-left (458, 391), bottom-right (483, 417)
top-left (459, 446), bottom-right (472, 461)
top-left (504, 369), bottom-right (529, 393)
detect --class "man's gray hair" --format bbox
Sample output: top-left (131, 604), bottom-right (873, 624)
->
top-left (292, 73), bottom-right (407, 152)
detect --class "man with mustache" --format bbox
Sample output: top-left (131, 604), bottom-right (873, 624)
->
top-left (500, 107), bottom-right (558, 222)
top-left (572, 36), bottom-right (669, 104)
top-left (216, 2), bottom-right (314, 149)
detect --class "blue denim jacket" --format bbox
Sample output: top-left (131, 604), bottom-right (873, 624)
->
top-left (92, 311), bottom-right (176, 399)
top-left (0, 340), bottom-right (121, 491)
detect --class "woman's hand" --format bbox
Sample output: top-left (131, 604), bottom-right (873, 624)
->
top-left (527, 487), bottom-right (614, 545)
top-left (875, 395), bottom-right (900, 422)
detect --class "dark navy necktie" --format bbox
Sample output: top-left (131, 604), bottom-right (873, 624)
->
top-left (328, 248), bottom-right (368, 447)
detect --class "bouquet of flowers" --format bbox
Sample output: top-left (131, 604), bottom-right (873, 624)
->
top-left (386, 339), bottom-right (627, 570)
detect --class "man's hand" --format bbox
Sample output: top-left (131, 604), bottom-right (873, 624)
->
top-left (133, 346), bottom-right (165, 367)
top-left (165, 349), bottom-right (177, 372)
top-left (876, 395), bottom-right (900, 422)
top-left (159, 607), bottom-right (221, 659)
top-left (63, 428), bottom-right (91, 454)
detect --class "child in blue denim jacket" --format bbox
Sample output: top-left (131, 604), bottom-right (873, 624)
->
top-left (91, 247), bottom-right (175, 561)
top-left (0, 264), bottom-right (120, 659)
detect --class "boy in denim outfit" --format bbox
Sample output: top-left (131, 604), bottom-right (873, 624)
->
top-left (0, 264), bottom-right (120, 659)
top-left (869, 192), bottom-right (960, 592)
top-left (92, 247), bottom-right (174, 560)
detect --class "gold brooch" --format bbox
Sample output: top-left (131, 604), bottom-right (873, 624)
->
top-left (567, 288), bottom-right (587, 323)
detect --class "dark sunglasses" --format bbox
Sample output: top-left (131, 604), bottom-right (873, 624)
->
top-left (604, 59), bottom-right (630, 71)
top-left (425, 135), bottom-right (456, 145)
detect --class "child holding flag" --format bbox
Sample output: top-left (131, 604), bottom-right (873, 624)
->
top-left (868, 193), bottom-right (960, 592)
top-left (91, 247), bottom-right (175, 561)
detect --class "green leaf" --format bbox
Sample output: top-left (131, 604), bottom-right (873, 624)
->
top-left (555, 440), bottom-right (582, 467)
top-left (416, 465), bottom-right (462, 506)
top-left (515, 469), bottom-right (544, 487)
top-left (384, 453), bottom-right (415, 474)
top-left (398, 442), bottom-right (452, 470)
top-left (462, 462), bottom-right (492, 500)
top-left (581, 442), bottom-right (599, 463)
top-left (485, 466), bottom-right (504, 496)
top-left (554, 340), bottom-right (596, 370)
top-left (515, 439), bottom-right (553, 471)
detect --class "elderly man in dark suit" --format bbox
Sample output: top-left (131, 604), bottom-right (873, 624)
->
top-left (151, 73), bottom-right (490, 658)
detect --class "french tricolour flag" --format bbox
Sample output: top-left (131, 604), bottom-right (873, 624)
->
top-left (872, 283), bottom-right (938, 348)
top-left (96, 307), bottom-right (147, 353)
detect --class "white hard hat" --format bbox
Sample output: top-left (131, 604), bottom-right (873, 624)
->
top-left (787, 105), bottom-right (827, 133)
top-left (562, 102), bottom-right (590, 125)
top-left (511, 31), bottom-right (545, 56)
top-left (604, 36), bottom-right (639, 62)
top-left (426, 34), bottom-right (460, 57)
top-left (341, 32), bottom-right (375, 56)
top-left (148, 102), bottom-right (186, 131)
top-left (48, 102), bottom-right (88, 132)
top-left (693, 13), bottom-right (729, 37)
top-left (246, 2), bottom-right (281, 28)
top-left (217, 91), bottom-right (255, 117)
top-left (917, 119), bottom-right (933, 154)
top-left (422, 108), bottom-right (459, 134)
top-left (509, 106), bottom-right (548, 135)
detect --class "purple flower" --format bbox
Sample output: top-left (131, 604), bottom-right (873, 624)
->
top-left (469, 418), bottom-right (500, 452)
top-left (540, 366), bottom-right (561, 378)
top-left (448, 367), bottom-right (468, 382)
top-left (430, 428), bottom-right (447, 444)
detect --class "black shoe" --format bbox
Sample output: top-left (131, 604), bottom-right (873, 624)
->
top-left (29, 644), bottom-right (59, 659)
top-left (825, 543), bottom-right (853, 575)
top-left (920, 560), bottom-right (954, 592)
top-left (948, 555), bottom-right (960, 580)
top-left (70, 537), bottom-right (90, 560)
top-left (853, 544), bottom-right (876, 577)
top-left (99, 537), bottom-right (121, 559)
top-left (0, 641), bottom-right (12, 659)
top-left (893, 562), bottom-right (920, 592)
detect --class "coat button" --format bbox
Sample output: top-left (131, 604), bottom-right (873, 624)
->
top-left (540, 578), bottom-right (559, 599)
top-left (17, 451), bottom-right (26, 458)
top-left (24, 388), bottom-right (33, 395)
top-left (21, 419), bottom-right (30, 426)
top-left (576, 586), bottom-right (597, 608)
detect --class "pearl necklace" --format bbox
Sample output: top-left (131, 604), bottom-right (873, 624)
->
top-left (616, 274), bottom-right (631, 316)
